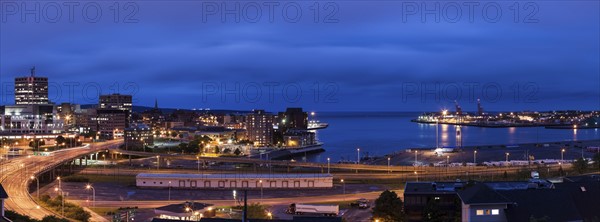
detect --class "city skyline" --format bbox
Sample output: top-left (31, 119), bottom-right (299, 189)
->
top-left (1, 1), bottom-right (598, 111)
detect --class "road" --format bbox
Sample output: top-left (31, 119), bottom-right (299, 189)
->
top-left (113, 149), bottom-right (558, 174)
top-left (72, 190), bottom-right (392, 208)
top-left (77, 163), bottom-right (569, 182)
top-left (0, 140), bottom-right (122, 220)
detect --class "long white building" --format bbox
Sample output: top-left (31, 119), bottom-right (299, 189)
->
top-left (136, 173), bottom-right (333, 189)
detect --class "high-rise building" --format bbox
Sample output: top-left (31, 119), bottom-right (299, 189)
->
top-left (99, 93), bottom-right (132, 111)
top-left (99, 93), bottom-right (132, 126)
top-left (246, 109), bottom-right (273, 146)
top-left (93, 109), bottom-right (128, 139)
top-left (14, 67), bottom-right (49, 105)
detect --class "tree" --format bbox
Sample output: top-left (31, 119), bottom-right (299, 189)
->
top-left (246, 203), bottom-right (268, 219)
top-left (572, 157), bottom-right (589, 174)
top-left (171, 131), bottom-right (178, 138)
top-left (41, 215), bottom-right (70, 222)
top-left (372, 190), bottom-right (405, 222)
top-left (5, 210), bottom-right (38, 222)
top-left (234, 148), bottom-right (242, 156)
top-left (56, 136), bottom-right (66, 145)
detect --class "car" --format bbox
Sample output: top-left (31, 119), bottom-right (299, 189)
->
top-left (350, 198), bottom-right (370, 209)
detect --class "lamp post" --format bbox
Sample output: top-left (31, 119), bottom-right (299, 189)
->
top-left (326, 157), bottom-right (331, 174)
top-left (259, 180), bottom-right (263, 200)
top-left (356, 148), bottom-right (360, 164)
top-left (414, 150), bottom-right (418, 166)
top-left (505, 152), bottom-right (510, 164)
top-left (387, 157), bottom-right (391, 173)
top-left (561, 149), bottom-right (565, 163)
top-left (196, 156), bottom-right (200, 172)
top-left (474, 150), bottom-right (477, 164)
top-left (57, 176), bottom-right (61, 191)
top-left (267, 212), bottom-right (272, 220)
top-left (168, 181), bottom-right (172, 201)
top-left (446, 155), bottom-right (450, 165)
top-left (414, 171), bottom-right (418, 182)
top-left (54, 187), bottom-right (65, 216)
top-left (156, 155), bottom-right (160, 170)
top-left (85, 184), bottom-right (95, 207)
top-left (30, 175), bottom-right (39, 199)
top-left (341, 179), bottom-right (345, 195)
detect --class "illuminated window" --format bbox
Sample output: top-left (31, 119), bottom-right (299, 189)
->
top-left (492, 209), bottom-right (499, 215)
top-left (476, 210), bottom-right (484, 215)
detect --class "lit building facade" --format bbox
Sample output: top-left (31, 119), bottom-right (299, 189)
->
top-left (124, 123), bottom-right (154, 148)
top-left (99, 93), bottom-right (132, 125)
top-left (0, 105), bottom-right (63, 134)
top-left (14, 67), bottom-right (49, 105)
top-left (93, 109), bottom-right (127, 139)
top-left (246, 109), bottom-right (273, 146)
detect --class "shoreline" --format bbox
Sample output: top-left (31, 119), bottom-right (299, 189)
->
top-left (411, 119), bottom-right (600, 129)
top-left (369, 139), bottom-right (600, 166)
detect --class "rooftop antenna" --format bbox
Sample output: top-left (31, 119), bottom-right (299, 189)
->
top-left (30, 66), bottom-right (36, 77)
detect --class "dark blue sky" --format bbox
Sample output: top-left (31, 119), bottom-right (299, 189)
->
top-left (1, 0), bottom-right (598, 112)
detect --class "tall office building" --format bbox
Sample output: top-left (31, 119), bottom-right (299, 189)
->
top-left (14, 67), bottom-right (49, 105)
top-left (246, 109), bottom-right (273, 146)
top-left (99, 93), bottom-right (132, 126)
top-left (99, 94), bottom-right (132, 111)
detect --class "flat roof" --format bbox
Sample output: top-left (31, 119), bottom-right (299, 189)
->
top-left (137, 173), bottom-right (333, 179)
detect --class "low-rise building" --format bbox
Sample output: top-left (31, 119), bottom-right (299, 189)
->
top-left (125, 123), bottom-right (154, 149)
top-left (136, 173), bottom-right (333, 189)
top-left (404, 174), bottom-right (600, 222)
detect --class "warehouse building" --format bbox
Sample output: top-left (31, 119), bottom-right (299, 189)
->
top-left (136, 173), bottom-right (333, 189)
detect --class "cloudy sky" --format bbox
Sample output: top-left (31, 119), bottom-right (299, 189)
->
top-left (0, 0), bottom-right (598, 112)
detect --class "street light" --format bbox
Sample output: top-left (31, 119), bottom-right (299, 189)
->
top-left (85, 184), bottom-right (95, 207)
top-left (156, 155), bottom-right (160, 170)
top-left (267, 212), bottom-right (272, 220)
top-left (327, 158), bottom-right (330, 174)
top-left (387, 157), bottom-right (391, 173)
top-left (259, 180), bottom-right (263, 200)
top-left (57, 176), bottom-right (61, 191)
top-left (356, 148), bottom-right (360, 164)
top-left (414, 171), bottom-right (419, 182)
top-left (474, 150), bottom-right (477, 164)
top-left (561, 148), bottom-right (565, 163)
top-left (196, 156), bottom-right (200, 172)
top-left (168, 181), bottom-right (172, 201)
top-left (505, 152), bottom-right (510, 163)
top-left (414, 150), bottom-right (418, 166)
top-left (446, 155), bottom-right (450, 165)
top-left (54, 187), bottom-right (65, 216)
top-left (30, 175), bottom-right (39, 199)
top-left (340, 179), bottom-right (345, 195)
